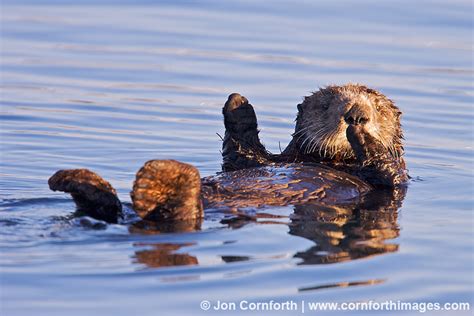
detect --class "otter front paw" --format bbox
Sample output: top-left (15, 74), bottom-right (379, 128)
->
top-left (223, 93), bottom-right (258, 133)
top-left (346, 125), bottom-right (408, 187)
top-left (346, 125), bottom-right (383, 163)
top-left (221, 93), bottom-right (270, 171)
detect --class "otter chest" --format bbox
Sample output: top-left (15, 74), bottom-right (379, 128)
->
top-left (201, 163), bottom-right (371, 209)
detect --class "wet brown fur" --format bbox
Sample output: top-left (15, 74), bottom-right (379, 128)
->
top-left (48, 169), bottom-right (122, 223)
top-left (221, 84), bottom-right (408, 187)
top-left (48, 84), bottom-right (408, 223)
top-left (131, 160), bottom-right (203, 221)
top-left (283, 84), bottom-right (404, 164)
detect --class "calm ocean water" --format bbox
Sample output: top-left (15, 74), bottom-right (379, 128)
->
top-left (1, 1), bottom-right (473, 315)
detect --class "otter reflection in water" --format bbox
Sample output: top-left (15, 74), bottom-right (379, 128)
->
top-left (130, 187), bottom-right (405, 268)
top-left (133, 242), bottom-right (199, 268)
top-left (290, 188), bottom-right (404, 265)
top-left (47, 84), bottom-right (408, 267)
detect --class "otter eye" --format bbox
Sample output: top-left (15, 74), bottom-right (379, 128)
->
top-left (375, 105), bottom-right (381, 111)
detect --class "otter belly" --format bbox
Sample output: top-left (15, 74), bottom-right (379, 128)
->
top-left (201, 163), bottom-right (372, 209)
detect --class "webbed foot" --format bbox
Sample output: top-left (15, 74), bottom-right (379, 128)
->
top-left (131, 160), bottom-right (203, 222)
top-left (48, 169), bottom-right (122, 223)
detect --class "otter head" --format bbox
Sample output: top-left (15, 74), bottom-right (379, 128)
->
top-left (131, 160), bottom-right (203, 222)
top-left (293, 84), bottom-right (403, 161)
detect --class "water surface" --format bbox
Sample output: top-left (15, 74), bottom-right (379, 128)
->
top-left (1, 1), bottom-right (473, 315)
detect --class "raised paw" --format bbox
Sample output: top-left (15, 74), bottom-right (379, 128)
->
top-left (224, 93), bottom-right (249, 112)
top-left (221, 93), bottom-right (270, 171)
top-left (48, 169), bottom-right (122, 223)
top-left (346, 125), bottom-right (408, 187)
top-left (346, 125), bottom-right (384, 163)
top-left (223, 93), bottom-right (258, 134)
top-left (131, 160), bottom-right (203, 222)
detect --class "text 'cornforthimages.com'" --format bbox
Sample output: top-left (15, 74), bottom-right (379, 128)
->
top-left (199, 299), bottom-right (471, 313)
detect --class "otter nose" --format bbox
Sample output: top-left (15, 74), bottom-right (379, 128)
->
top-left (344, 107), bottom-right (369, 126)
top-left (344, 114), bottom-right (368, 125)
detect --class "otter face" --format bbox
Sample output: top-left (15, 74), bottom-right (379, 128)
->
top-left (294, 84), bottom-right (402, 160)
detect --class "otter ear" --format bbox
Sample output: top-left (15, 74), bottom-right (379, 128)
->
top-left (365, 88), bottom-right (379, 96)
top-left (297, 95), bottom-right (313, 112)
top-left (297, 103), bottom-right (303, 112)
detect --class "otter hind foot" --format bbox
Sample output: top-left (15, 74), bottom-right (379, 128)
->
top-left (222, 93), bottom-right (270, 171)
top-left (131, 160), bottom-right (203, 222)
top-left (48, 169), bottom-right (122, 223)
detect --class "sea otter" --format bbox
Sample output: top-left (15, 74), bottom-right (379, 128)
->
top-left (48, 83), bottom-right (408, 224)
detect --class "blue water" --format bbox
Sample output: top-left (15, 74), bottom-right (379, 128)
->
top-left (1, 1), bottom-right (473, 315)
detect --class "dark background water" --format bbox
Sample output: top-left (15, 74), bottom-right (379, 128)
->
top-left (1, 1), bottom-right (473, 315)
